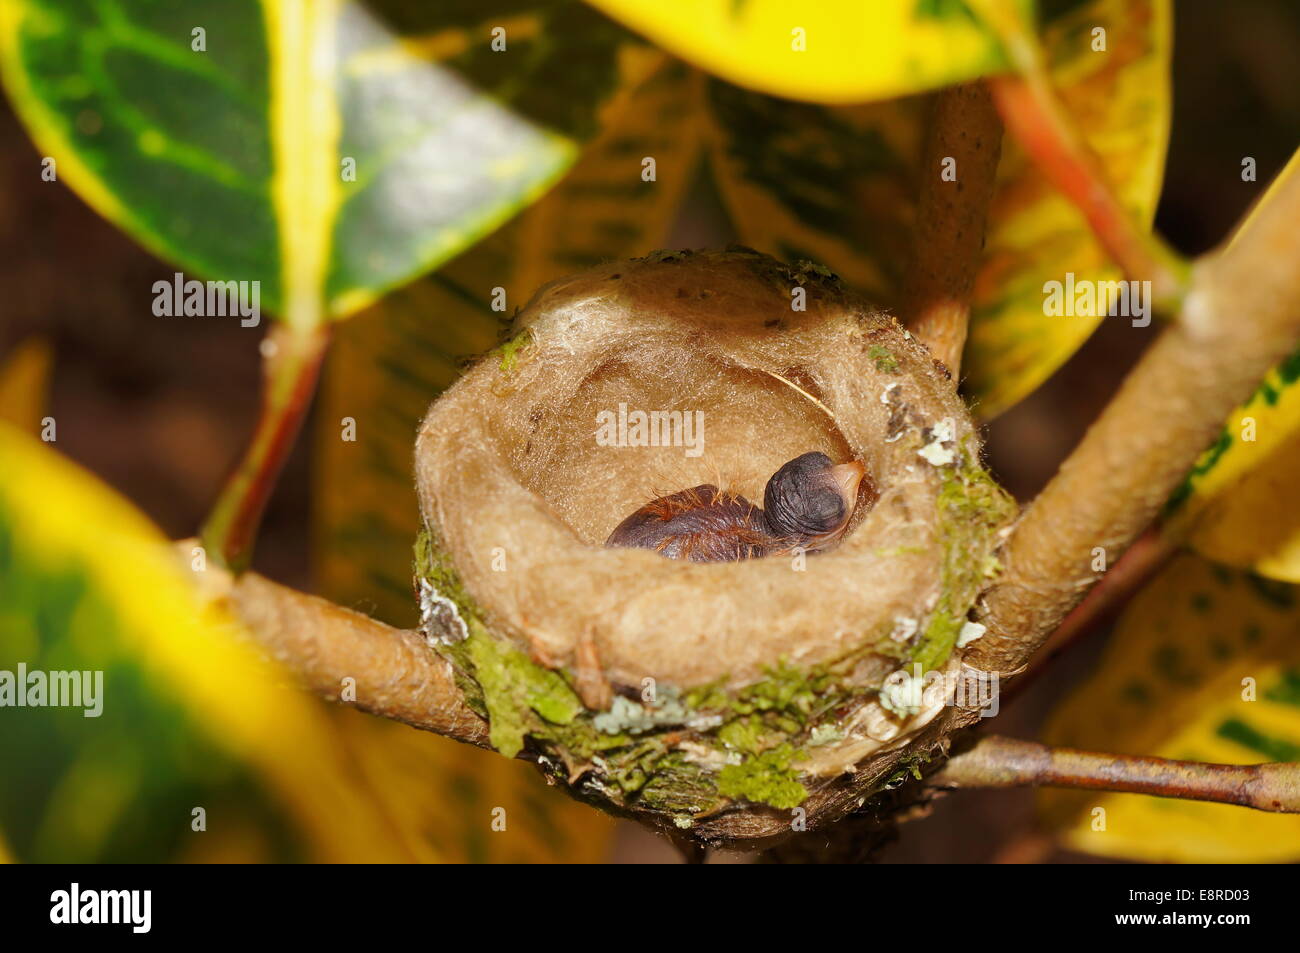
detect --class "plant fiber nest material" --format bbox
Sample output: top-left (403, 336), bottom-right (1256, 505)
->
top-left (413, 248), bottom-right (1015, 844)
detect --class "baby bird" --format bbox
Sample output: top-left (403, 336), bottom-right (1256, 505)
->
top-left (605, 452), bottom-right (866, 563)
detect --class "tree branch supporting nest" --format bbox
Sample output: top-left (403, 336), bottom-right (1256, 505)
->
top-left (932, 735), bottom-right (1300, 813)
top-left (223, 568), bottom-right (489, 748)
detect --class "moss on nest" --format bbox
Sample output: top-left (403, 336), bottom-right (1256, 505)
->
top-left (911, 443), bottom-right (1017, 671)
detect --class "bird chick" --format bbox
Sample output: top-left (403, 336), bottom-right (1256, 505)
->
top-left (605, 452), bottom-right (866, 563)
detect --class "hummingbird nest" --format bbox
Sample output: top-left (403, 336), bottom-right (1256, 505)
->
top-left (412, 248), bottom-right (1015, 847)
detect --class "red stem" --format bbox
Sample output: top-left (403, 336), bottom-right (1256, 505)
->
top-left (201, 323), bottom-right (330, 573)
top-left (965, 0), bottom-right (1188, 311)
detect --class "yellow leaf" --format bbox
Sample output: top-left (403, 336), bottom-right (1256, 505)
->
top-left (964, 0), bottom-right (1172, 416)
top-left (1040, 552), bottom-right (1300, 863)
top-left (0, 422), bottom-right (446, 861)
top-left (586, 0), bottom-right (1017, 104)
top-left (2, 423), bottom-right (605, 862)
top-left (702, 78), bottom-right (922, 302)
top-left (1162, 150), bottom-right (1300, 581)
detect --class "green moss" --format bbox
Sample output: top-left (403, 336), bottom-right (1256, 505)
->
top-left (717, 744), bottom-right (808, 809)
top-left (730, 660), bottom-right (832, 721)
top-left (638, 754), bottom-right (725, 815)
top-left (683, 678), bottom-right (730, 712)
top-left (808, 724), bottom-right (844, 746)
top-left (867, 345), bottom-right (900, 373)
top-left (879, 749), bottom-right (935, 790)
top-left (464, 621), bottom-right (583, 757)
top-left (718, 715), bottom-right (776, 754)
top-left (911, 445), bottom-right (1017, 671)
top-left (497, 329), bottom-right (533, 373)
top-left (414, 527), bottom-right (482, 618)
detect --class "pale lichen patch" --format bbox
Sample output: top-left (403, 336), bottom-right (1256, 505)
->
top-left (419, 579), bottom-right (469, 645)
top-left (956, 620), bottom-right (987, 648)
top-left (917, 418), bottom-right (957, 466)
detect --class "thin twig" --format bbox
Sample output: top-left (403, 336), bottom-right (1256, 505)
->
top-left (900, 81), bottom-right (1002, 375)
top-left (932, 735), bottom-right (1300, 813)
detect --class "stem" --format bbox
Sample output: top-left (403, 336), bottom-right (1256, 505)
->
top-left (932, 736), bottom-right (1300, 813)
top-left (970, 167), bottom-right (1300, 674)
top-left (971, 0), bottom-right (1188, 310)
top-left (201, 323), bottom-right (330, 573)
top-left (900, 81), bottom-right (1003, 375)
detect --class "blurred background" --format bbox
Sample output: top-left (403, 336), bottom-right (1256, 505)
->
top-left (1, 0), bottom-right (1298, 862)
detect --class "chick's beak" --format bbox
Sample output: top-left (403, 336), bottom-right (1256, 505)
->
top-left (829, 460), bottom-right (866, 509)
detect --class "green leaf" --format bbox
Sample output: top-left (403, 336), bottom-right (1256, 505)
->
top-left (586, 0), bottom-right (1026, 104)
top-left (701, 0), bottom-right (1172, 418)
top-left (1040, 552), bottom-right (1300, 863)
top-left (0, 0), bottom-right (642, 327)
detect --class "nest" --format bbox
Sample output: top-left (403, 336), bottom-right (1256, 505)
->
top-left (414, 248), bottom-right (1014, 847)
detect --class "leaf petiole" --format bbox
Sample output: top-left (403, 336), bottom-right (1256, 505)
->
top-left (200, 323), bottom-right (331, 573)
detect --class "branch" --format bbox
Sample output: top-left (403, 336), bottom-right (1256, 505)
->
top-left (931, 736), bottom-right (1300, 813)
top-left (211, 561), bottom-right (490, 748)
top-left (901, 81), bottom-right (1003, 375)
top-left (970, 166), bottom-right (1300, 674)
top-left (201, 323), bottom-right (330, 573)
